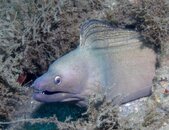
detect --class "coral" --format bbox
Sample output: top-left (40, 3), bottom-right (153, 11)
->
top-left (60, 95), bottom-right (119, 130)
top-left (3, 93), bottom-right (117, 129)
top-left (0, 77), bottom-right (29, 129)
top-left (103, 0), bottom-right (169, 53)
top-left (1, 0), bottom-right (169, 130)
top-left (18, 0), bottom-right (104, 75)
top-left (0, 0), bottom-right (104, 88)
top-left (0, 94), bottom-right (119, 130)
top-left (81, 95), bottom-right (119, 130)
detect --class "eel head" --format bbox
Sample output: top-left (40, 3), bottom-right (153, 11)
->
top-left (31, 50), bottom-right (88, 106)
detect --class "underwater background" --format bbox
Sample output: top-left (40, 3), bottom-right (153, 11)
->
top-left (1, 0), bottom-right (169, 129)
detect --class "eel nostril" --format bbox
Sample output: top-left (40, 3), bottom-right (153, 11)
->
top-left (30, 84), bottom-right (35, 88)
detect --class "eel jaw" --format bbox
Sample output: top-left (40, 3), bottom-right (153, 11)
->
top-left (32, 88), bottom-right (86, 103)
top-left (33, 88), bottom-right (69, 95)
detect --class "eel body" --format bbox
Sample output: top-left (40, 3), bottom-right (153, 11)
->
top-left (31, 19), bottom-right (156, 106)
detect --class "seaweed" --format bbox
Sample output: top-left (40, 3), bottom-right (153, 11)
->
top-left (1, 0), bottom-right (169, 129)
top-left (0, 78), bottom-right (29, 129)
top-left (104, 0), bottom-right (169, 53)
top-left (0, 0), bottom-right (104, 88)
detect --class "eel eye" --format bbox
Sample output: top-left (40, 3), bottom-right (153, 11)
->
top-left (54, 76), bottom-right (61, 85)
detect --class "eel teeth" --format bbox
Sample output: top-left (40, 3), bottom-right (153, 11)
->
top-left (33, 88), bottom-right (43, 94)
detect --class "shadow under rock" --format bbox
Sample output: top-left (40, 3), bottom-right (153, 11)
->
top-left (32, 102), bottom-right (86, 121)
top-left (23, 102), bottom-right (86, 130)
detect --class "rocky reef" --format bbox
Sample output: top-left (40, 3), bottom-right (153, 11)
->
top-left (1, 0), bottom-right (169, 129)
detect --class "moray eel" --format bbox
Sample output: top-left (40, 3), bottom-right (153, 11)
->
top-left (31, 19), bottom-right (156, 107)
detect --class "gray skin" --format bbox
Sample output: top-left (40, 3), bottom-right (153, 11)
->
top-left (31, 20), bottom-right (156, 107)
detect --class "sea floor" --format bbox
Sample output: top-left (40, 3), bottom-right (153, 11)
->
top-left (1, 0), bottom-right (169, 130)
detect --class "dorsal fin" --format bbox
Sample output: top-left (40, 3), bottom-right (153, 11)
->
top-left (80, 19), bottom-right (142, 49)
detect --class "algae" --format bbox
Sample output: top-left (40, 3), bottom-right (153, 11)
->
top-left (1, 0), bottom-right (169, 130)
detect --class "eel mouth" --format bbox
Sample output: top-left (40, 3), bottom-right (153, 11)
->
top-left (33, 88), bottom-right (70, 95)
top-left (33, 88), bottom-right (86, 103)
